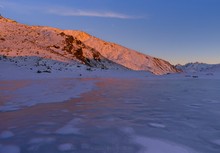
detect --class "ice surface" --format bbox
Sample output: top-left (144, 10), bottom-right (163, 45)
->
top-left (35, 129), bottom-right (52, 135)
top-left (121, 127), bottom-right (135, 134)
top-left (133, 136), bottom-right (197, 153)
top-left (28, 137), bottom-right (56, 152)
top-left (212, 139), bottom-right (220, 146)
top-left (61, 109), bottom-right (69, 113)
top-left (0, 130), bottom-right (14, 139)
top-left (122, 126), bottom-right (197, 153)
top-left (80, 143), bottom-right (90, 149)
top-left (55, 118), bottom-right (81, 135)
top-left (37, 121), bottom-right (56, 126)
top-left (1, 78), bottom-right (220, 153)
top-left (56, 126), bottom-right (80, 135)
top-left (0, 78), bottom-right (95, 112)
top-left (0, 145), bottom-right (20, 153)
top-left (29, 137), bottom-right (56, 144)
top-left (58, 143), bottom-right (75, 151)
top-left (148, 123), bottom-right (166, 128)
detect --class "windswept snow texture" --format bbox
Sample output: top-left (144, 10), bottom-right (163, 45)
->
top-left (1, 78), bottom-right (220, 153)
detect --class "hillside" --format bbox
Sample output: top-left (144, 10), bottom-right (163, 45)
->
top-left (64, 31), bottom-right (180, 74)
top-left (0, 16), bottom-right (180, 75)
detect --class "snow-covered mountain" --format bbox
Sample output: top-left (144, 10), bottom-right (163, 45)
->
top-left (176, 62), bottom-right (220, 73)
top-left (0, 16), bottom-right (179, 75)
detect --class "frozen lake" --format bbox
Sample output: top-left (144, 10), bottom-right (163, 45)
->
top-left (0, 78), bottom-right (220, 153)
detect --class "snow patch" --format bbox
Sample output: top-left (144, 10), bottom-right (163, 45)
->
top-left (148, 123), bottom-right (166, 128)
top-left (0, 131), bottom-right (14, 139)
top-left (0, 144), bottom-right (20, 153)
top-left (0, 79), bottom-right (95, 112)
top-left (121, 127), bottom-right (135, 135)
top-left (121, 127), bottom-right (198, 153)
top-left (56, 126), bottom-right (80, 135)
top-left (61, 109), bottom-right (69, 113)
top-left (133, 136), bottom-right (198, 153)
top-left (55, 118), bottom-right (81, 135)
top-left (212, 139), bottom-right (220, 145)
top-left (81, 143), bottom-right (90, 149)
top-left (29, 137), bottom-right (55, 144)
top-left (58, 143), bottom-right (75, 151)
top-left (35, 129), bottom-right (52, 135)
top-left (208, 100), bottom-right (219, 104)
top-left (28, 137), bottom-right (55, 151)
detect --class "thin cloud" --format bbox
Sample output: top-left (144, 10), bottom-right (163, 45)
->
top-left (48, 8), bottom-right (142, 19)
top-left (0, 1), bottom-right (144, 19)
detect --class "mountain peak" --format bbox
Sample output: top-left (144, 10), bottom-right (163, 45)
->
top-left (176, 62), bottom-right (220, 73)
top-left (64, 30), bottom-right (92, 42)
top-left (0, 15), bottom-right (17, 23)
top-left (0, 16), bottom-right (180, 75)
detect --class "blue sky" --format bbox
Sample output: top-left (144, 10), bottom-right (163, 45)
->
top-left (1, 0), bottom-right (220, 64)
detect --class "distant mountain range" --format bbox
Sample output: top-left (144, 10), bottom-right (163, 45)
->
top-left (0, 15), bottom-right (180, 75)
top-left (176, 62), bottom-right (220, 73)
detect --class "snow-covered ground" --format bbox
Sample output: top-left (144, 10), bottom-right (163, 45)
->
top-left (1, 77), bottom-right (220, 153)
top-left (0, 55), bottom-right (154, 80)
